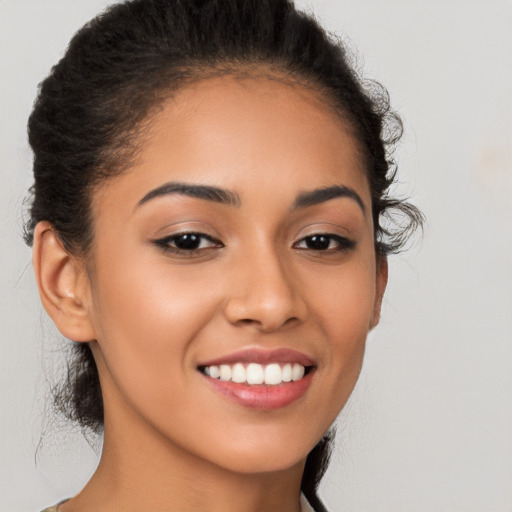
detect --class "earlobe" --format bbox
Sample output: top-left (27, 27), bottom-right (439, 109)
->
top-left (33, 221), bottom-right (96, 342)
top-left (369, 255), bottom-right (388, 330)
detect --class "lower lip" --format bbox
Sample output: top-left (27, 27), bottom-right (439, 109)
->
top-left (203, 371), bottom-right (314, 410)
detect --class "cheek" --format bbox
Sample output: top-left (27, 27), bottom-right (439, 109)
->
top-left (88, 248), bottom-right (222, 399)
top-left (92, 238), bottom-right (220, 336)
top-left (307, 254), bottom-right (377, 343)
top-left (304, 254), bottom-right (376, 398)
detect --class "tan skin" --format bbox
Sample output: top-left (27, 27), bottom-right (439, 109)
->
top-left (33, 76), bottom-right (387, 512)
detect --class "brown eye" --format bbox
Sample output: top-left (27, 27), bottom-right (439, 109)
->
top-left (304, 235), bottom-right (331, 250)
top-left (172, 233), bottom-right (203, 250)
top-left (154, 232), bottom-right (223, 253)
top-left (295, 234), bottom-right (356, 252)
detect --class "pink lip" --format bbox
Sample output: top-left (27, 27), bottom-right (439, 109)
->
top-left (198, 348), bottom-right (316, 410)
top-left (203, 370), bottom-right (315, 410)
top-left (198, 348), bottom-right (315, 367)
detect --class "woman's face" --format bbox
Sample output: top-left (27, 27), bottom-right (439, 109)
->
top-left (83, 76), bottom-right (386, 474)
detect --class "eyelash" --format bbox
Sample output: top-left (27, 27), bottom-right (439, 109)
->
top-left (153, 232), bottom-right (223, 255)
top-left (293, 234), bottom-right (356, 253)
top-left (153, 232), bottom-right (356, 256)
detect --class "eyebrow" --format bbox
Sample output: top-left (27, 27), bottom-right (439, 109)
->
top-left (292, 185), bottom-right (366, 213)
top-left (136, 182), bottom-right (241, 208)
top-left (136, 181), bottom-right (365, 213)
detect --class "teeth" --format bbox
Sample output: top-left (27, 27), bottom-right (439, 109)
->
top-left (209, 365), bottom-right (220, 379)
top-left (219, 365), bottom-right (232, 381)
top-left (231, 363), bottom-right (246, 383)
top-left (264, 363), bottom-right (282, 385)
top-left (202, 362), bottom-right (308, 385)
top-left (247, 363), bottom-right (264, 384)
top-left (292, 363), bottom-right (305, 381)
top-left (282, 363), bottom-right (292, 382)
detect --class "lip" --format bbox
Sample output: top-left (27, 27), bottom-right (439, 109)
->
top-left (198, 348), bottom-right (316, 410)
top-left (198, 347), bottom-right (316, 367)
top-left (203, 370), bottom-right (315, 410)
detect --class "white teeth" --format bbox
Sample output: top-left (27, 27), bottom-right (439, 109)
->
top-left (209, 365), bottom-right (220, 379)
top-left (231, 363), bottom-right (246, 383)
top-left (202, 362), bottom-right (308, 385)
top-left (264, 363), bottom-right (282, 385)
top-left (282, 363), bottom-right (292, 382)
top-left (219, 365), bottom-right (232, 381)
top-left (292, 363), bottom-right (305, 381)
top-left (246, 363), bottom-right (264, 385)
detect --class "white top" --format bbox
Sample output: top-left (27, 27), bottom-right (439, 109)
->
top-left (300, 493), bottom-right (316, 512)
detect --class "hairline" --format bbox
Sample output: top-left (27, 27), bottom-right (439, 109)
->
top-left (78, 62), bottom-right (370, 262)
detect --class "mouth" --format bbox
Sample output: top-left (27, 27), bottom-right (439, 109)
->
top-left (198, 362), bottom-right (313, 386)
top-left (197, 348), bottom-right (316, 410)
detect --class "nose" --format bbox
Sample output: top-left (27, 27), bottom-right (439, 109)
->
top-left (223, 247), bottom-right (307, 332)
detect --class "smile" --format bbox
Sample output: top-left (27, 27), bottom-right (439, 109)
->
top-left (198, 348), bottom-right (316, 410)
top-left (200, 362), bottom-right (307, 386)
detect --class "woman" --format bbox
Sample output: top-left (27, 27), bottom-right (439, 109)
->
top-left (25, 0), bottom-right (422, 510)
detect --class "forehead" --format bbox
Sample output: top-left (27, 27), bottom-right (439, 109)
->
top-left (93, 75), bottom-right (370, 215)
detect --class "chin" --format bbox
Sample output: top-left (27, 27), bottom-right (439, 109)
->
top-left (200, 429), bottom-right (319, 475)
top-left (214, 451), bottom-right (307, 475)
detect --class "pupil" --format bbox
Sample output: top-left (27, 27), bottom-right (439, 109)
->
top-left (176, 234), bottom-right (200, 250)
top-left (307, 235), bottom-right (330, 250)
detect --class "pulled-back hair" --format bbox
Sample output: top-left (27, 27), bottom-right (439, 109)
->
top-left (25, 0), bottom-right (423, 509)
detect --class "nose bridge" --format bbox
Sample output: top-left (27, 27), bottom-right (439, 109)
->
top-left (223, 238), bottom-right (305, 331)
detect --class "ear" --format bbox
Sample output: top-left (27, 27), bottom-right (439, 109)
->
top-left (369, 255), bottom-right (388, 330)
top-left (33, 221), bottom-right (96, 342)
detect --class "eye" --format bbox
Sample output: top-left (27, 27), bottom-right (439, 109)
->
top-left (294, 234), bottom-right (355, 252)
top-left (153, 232), bottom-right (223, 254)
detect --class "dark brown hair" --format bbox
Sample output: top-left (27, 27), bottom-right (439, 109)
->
top-left (25, 1), bottom-right (423, 509)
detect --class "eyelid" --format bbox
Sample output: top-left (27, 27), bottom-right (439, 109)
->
top-left (152, 231), bottom-right (224, 257)
top-left (291, 221), bottom-right (357, 254)
top-left (154, 231), bottom-right (220, 244)
top-left (292, 222), bottom-right (351, 241)
top-left (293, 233), bottom-right (356, 251)
top-left (151, 219), bottom-right (219, 238)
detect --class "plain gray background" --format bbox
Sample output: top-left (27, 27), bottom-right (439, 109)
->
top-left (1, 1), bottom-right (511, 511)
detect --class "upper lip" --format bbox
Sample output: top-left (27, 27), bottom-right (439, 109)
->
top-left (198, 348), bottom-right (316, 367)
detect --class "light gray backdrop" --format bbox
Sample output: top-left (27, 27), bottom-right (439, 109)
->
top-left (1, 1), bottom-right (511, 511)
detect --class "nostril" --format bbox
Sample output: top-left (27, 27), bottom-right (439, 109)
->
top-left (227, 310), bottom-right (303, 332)
top-left (238, 318), bottom-right (256, 325)
top-left (223, 289), bottom-right (307, 332)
